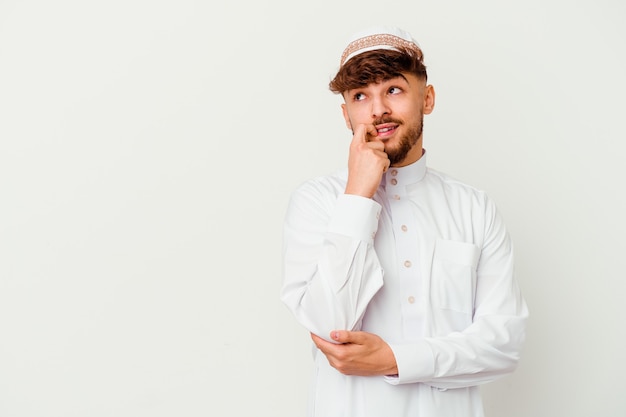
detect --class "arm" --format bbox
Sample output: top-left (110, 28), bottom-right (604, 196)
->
top-left (280, 188), bottom-right (384, 342)
top-left (310, 197), bottom-right (528, 388)
top-left (387, 196), bottom-right (528, 388)
top-left (281, 124), bottom-right (390, 342)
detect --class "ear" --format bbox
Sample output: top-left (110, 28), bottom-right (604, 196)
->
top-left (341, 103), bottom-right (352, 130)
top-left (423, 84), bottom-right (435, 115)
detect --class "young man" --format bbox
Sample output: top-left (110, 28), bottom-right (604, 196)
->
top-left (281, 27), bottom-right (528, 417)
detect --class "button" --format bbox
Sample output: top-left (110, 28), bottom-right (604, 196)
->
top-left (401, 225), bottom-right (408, 232)
top-left (391, 169), bottom-right (398, 176)
top-left (404, 260), bottom-right (412, 268)
top-left (393, 195), bottom-right (400, 200)
top-left (408, 296), bottom-right (415, 304)
top-left (371, 232), bottom-right (376, 239)
top-left (376, 211), bottom-right (381, 219)
top-left (391, 178), bottom-right (398, 186)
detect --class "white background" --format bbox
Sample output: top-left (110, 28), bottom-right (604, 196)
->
top-left (1, 0), bottom-right (625, 416)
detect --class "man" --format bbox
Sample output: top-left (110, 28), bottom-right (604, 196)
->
top-left (281, 26), bottom-right (528, 417)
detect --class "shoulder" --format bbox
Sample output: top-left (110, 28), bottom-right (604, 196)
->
top-left (424, 167), bottom-right (508, 242)
top-left (425, 167), bottom-right (489, 201)
top-left (286, 168), bottom-right (348, 215)
top-left (292, 168), bottom-right (348, 199)
top-left (423, 167), bottom-right (504, 225)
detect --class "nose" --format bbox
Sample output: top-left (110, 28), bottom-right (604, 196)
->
top-left (371, 96), bottom-right (390, 119)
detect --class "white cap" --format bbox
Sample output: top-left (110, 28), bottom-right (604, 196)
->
top-left (340, 26), bottom-right (423, 67)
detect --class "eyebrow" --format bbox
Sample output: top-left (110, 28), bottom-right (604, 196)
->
top-left (387, 74), bottom-right (409, 84)
top-left (344, 74), bottom-right (411, 97)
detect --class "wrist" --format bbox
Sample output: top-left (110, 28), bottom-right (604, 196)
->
top-left (344, 184), bottom-right (376, 199)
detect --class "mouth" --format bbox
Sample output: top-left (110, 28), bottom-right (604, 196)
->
top-left (376, 123), bottom-right (398, 138)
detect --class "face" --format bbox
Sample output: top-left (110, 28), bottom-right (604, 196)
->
top-left (341, 73), bottom-right (435, 166)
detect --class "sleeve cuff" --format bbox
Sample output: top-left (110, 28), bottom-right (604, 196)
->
top-left (328, 194), bottom-right (382, 244)
top-left (385, 341), bottom-right (435, 385)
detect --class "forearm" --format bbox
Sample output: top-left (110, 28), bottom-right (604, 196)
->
top-left (281, 192), bottom-right (384, 340)
top-left (388, 202), bottom-right (529, 388)
top-left (282, 232), bottom-right (383, 338)
top-left (387, 298), bottom-right (528, 388)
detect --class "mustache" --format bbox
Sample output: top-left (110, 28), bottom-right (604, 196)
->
top-left (373, 116), bottom-right (402, 125)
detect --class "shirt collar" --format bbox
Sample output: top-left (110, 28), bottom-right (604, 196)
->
top-left (383, 149), bottom-right (427, 188)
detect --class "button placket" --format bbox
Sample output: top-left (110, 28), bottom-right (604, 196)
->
top-left (386, 171), bottom-right (423, 338)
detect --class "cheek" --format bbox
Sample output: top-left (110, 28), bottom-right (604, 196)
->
top-left (343, 108), bottom-right (358, 129)
top-left (345, 107), bottom-right (369, 125)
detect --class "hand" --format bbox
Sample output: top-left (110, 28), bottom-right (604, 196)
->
top-left (310, 330), bottom-right (398, 376)
top-left (345, 124), bottom-right (390, 198)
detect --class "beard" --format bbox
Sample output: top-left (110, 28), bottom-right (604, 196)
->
top-left (375, 114), bottom-right (424, 165)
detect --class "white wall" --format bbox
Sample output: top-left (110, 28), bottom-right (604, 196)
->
top-left (1, 1), bottom-right (624, 416)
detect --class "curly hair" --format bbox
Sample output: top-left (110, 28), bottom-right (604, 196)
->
top-left (329, 47), bottom-right (427, 94)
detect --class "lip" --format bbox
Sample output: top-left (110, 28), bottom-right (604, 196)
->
top-left (375, 123), bottom-right (398, 138)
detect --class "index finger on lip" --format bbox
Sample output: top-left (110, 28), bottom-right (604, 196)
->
top-left (352, 124), bottom-right (377, 143)
top-left (364, 124), bottom-right (378, 142)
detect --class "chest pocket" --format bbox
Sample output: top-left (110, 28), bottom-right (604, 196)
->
top-left (431, 239), bottom-right (480, 316)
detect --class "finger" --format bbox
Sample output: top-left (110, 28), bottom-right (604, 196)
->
top-left (364, 124), bottom-right (378, 142)
top-left (331, 330), bottom-right (359, 344)
top-left (312, 333), bottom-right (340, 352)
top-left (310, 332), bottom-right (326, 347)
top-left (368, 141), bottom-right (385, 152)
top-left (352, 124), bottom-right (377, 144)
top-left (383, 158), bottom-right (391, 173)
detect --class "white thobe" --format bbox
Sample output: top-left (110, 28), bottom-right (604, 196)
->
top-left (281, 152), bottom-right (528, 417)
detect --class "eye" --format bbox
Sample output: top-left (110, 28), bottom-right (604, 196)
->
top-left (353, 92), bottom-right (366, 101)
top-left (389, 86), bottom-right (402, 95)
